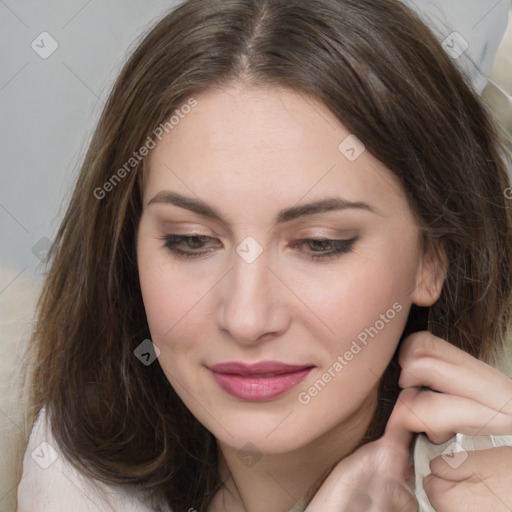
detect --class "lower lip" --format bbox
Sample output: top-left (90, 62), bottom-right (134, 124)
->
top-left (210, 368), bottom-right (313, 401)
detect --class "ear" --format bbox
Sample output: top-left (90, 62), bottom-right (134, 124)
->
top-left (411, 239), bottom-right (447, 307)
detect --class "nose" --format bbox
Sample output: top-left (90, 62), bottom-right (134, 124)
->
top-left (217, 250), bottom-right (291, 345)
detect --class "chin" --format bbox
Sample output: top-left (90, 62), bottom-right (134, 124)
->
top-left (215, 423), bottom-right (317, 455)
top-left (196, 400), bottom-right (343, 455)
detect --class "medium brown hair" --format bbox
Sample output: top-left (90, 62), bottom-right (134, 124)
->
top-left (25, 0), bottom-right (512, 510)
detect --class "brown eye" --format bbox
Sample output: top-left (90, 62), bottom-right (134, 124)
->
top-left (290, 237), bottom-right (358, 260)
top-left (163, 234), bottom-right (222, 258)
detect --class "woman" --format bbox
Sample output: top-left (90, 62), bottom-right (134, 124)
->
top-left (16, 0), bottom-right (512, 511)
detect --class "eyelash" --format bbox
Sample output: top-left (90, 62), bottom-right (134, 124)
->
top-left (161, 234), bottom-right (358, 261)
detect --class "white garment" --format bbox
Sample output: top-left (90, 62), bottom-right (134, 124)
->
top-left (16, 409), bottom-right (165, 512)
top-left (17, 408), bottom-right (512, 512)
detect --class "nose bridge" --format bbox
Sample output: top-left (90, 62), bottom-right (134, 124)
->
top-left (234, 256), bottom-right (266, 300)
top-left (218, 249), bottom-right (287, 343)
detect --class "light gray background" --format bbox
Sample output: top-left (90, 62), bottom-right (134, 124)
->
top-left (0, 0), bottom-right (179, 289)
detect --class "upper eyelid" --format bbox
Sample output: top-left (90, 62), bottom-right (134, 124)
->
top-left (158, 223), bottom-right (358, 238)
top-left (153, 210), bottom-right (366, 236)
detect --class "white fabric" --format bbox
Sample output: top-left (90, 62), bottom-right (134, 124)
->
top-left (16, 409), bottom-right (163, 512)
top-left (402, 0), bottom-right (510, 93)
top-left (18, 408), bottom-right (512, 511)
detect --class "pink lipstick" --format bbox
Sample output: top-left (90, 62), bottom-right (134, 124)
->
top-left (209, 361), bottom-right (314, 401)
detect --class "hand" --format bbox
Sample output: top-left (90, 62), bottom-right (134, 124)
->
top-left (305, 403), bottom-right (418, 512)
top-left (424, 447), bottom-right (512, 512)
top-left (395, 331), bottom-right (512, 511)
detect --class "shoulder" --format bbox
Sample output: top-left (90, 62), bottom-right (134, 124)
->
top-left (17, 407), bottom-right (164, 512)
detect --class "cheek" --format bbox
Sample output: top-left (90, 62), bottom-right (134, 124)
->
top-left (294, 271), bottom-right (411, 418)
top-left (292, 247), bottom-right (417, 342)
top-left (137, 244), bottom-right (218, 373)
top-left (289, 237), bottom-right (419, 390)
top-left (139, 269), bottom-right (206, 344)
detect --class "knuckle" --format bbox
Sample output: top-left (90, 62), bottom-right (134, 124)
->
top-left (397, 386), bottom-right (420, 404)
top-left (399, 331), bottom-right (439, 366)
top-left (425, 427), bottom-right (451, 445)
top-left (402, 355), bottom-right (437, 378)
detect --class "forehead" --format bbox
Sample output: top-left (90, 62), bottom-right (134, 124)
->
top-left (153, 84), bottom-right (346, 162)
top-left (144, 84), bottom-right (410, 219)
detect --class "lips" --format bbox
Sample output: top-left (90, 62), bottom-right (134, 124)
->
top-left (208, 361), bottom-right (314, 401)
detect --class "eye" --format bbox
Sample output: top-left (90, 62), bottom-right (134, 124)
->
top-left (160, 234), bottom-right (357, 261)
top-left (290, 237), bottom-right (358, 260)
top-left (162, 234), bottom-right (222, 259)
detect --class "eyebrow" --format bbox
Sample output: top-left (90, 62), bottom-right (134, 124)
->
top-left (147, 190), bottom-right (381, 223)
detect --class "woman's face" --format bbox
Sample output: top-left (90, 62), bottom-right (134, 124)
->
top-left (137, 83), bottom-right (441, 453)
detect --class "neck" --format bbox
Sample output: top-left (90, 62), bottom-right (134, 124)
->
top-left (211, 388), bottom-right (378, 512)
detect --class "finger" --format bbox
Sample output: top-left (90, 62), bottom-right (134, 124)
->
top-left (424, 473), bottom-right (512, 512)
top-left (382, 387), bottom-right (417, 456)
top-left (399, 332), bottom-right (476, 369)
top-left (429, 451), bottom-right (480, 482)
top-left (430, 447), bottom-right (512, 482)
top-left (422, 474), bottom-right (465, 512)
top-left (393, 388), bottom-right (512, 443)
top-left (399, 332), bottom-right (512, 413)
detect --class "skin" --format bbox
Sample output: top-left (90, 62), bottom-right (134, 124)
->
top-left (136, 83), bottom-right (511, 511)
top-left (306, 333), bottom-right (512, 511)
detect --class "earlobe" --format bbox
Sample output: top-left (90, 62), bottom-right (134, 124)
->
top-left (411, 241), bottom-right (447, 307)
